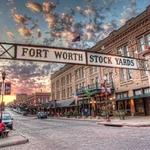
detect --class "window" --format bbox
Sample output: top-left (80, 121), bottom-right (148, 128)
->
top-left (146, 34), bottom-right (150, 46)
top-left (82, 82), bottom-right (84, 88)
top-left (117, 45), bottom-right (129, 56)
top-left (116, 91), bottom-right (128, 100)
top-left (120, 69), bottom-right (126, 82)
top-left (105, 73), bottom-right (112, 84)
top-left (90, 79), bottom-right (94, 85)
top-left (94, 67), bottom-right (97, 72)
top-left (138, 36), bottom-right (145, 52)
top-left (120, 68), bottom-right (132, 82)
top-left (138, 33), bottom-right (150, 52)
top-left (95, 76), bottom-right (99, 83)
top-left (126, 69), bottom-right (132, 80)
top-left (67, 88), bottom-right (69, 98)
top-left (70, 87), bottom-right (72, 97)
top-left (134, 89), bottom-right (142, 96)
top-left (56, 80), bottom-right (60, 89)
top-left (61, 77), bottom-right (65, 86)
top-left (141, 61), bottom-right (148, 77)
top-left (89, 67), bottom-right (94, 74)
top-left (66, 75), bottom-right (69, 84)
top-left (143, 87), bottom-right (150, 94)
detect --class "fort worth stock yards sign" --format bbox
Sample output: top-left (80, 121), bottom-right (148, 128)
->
top-left (0, 42), bottom-right (148, 70)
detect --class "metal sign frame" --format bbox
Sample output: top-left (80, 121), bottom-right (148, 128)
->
top-left (0, 42), bottom-right (148, 70)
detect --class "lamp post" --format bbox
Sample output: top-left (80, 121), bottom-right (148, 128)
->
top-left (103, 76), bottom-right (111, 122)
top-left (1, 71), bottom-right (6, 120)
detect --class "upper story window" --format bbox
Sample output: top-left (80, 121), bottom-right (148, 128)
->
top-left (143, 87), bottom-right (150, 94)
top-left (138, 33), bottom-right (150, 52)
top-left (134, 89), bottom-right (142, 96)
top-left (119, 68), bottom-right (132, 82)
top-left (116, 91), bottom-right (128, 100)
top-left (105, 72), bottom-right (112, 84)
top-left (75, 67), bottom-right (84, 80)
top-left (117, 45), bottom-right (129, 57)
top-left (61, 77), bottom-right (65, 86)
top-left (89, 67), bottom-right (94, 74)
top-left (146, 34), bottom-right (150, 46)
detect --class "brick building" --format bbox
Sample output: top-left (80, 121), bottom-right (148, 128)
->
top-left (51, 5), bottom-right (150, 116)
top-left (27, 92), bottom-right (51, 106)
top-left (16, 93), bottom-right (28, 105)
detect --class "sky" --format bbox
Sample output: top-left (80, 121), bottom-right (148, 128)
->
top-left (0, 0), bottom-right (150, 103)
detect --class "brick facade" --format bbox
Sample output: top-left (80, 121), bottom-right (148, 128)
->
top-left (51, 5), bottom-right (150, 116)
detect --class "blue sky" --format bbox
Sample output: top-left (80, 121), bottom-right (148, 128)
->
top-left (0, 0), bottom-right (150, 97)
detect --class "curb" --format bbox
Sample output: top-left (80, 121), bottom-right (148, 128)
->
top-left (0, 136), bottom-right (29, 148)
top-left (97, 122), bottom-right (150, 127)
top-left (97, 122), bottom-right (123, 127)
top-left (48, 117), bottom-right (99, 122)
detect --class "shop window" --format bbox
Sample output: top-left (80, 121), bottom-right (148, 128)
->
top-left (135, 99), bottom-right (144, 114)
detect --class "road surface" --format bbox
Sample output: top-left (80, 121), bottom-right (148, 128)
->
top-left (2, 110), bottom-right (150, 150)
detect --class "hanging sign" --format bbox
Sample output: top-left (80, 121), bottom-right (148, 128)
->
top-left (87, 52), bottom-right (138, 69)
top-left (16, 45), bottom-right (86, 65)
top-left (0, 42), bottom-right (148, 70)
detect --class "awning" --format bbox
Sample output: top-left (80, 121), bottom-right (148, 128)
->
top-left (116, 93), bottom-right (150, 101)
top-left (116, 97), bottom-right (131, 101)
top-left (133, 93), bottom-right (150, 99)
top-left (56, 99), bottom-right (75, 108)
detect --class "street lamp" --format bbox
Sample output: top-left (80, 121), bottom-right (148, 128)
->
top-left (103, 76), bottom-right (111, 122)
top-left (1, 71), bottom-right (6, 120)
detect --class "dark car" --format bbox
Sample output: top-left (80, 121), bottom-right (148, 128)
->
top-left (37, 111), bottom-right (47, 119)
top-left (2, 113), bottom-right (13, 130)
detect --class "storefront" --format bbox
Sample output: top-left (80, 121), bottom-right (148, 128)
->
top-left (77, 84), bottom-right (114, 117)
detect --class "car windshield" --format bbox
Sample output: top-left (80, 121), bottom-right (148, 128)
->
top-left (2, 115), bottom-right (11, 120)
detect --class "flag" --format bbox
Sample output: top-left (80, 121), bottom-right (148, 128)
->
top-left (72, 35), bottom-right (80, 42)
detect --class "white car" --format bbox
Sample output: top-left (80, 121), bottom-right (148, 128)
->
top-left (2, 113), bottom-right (13, 130)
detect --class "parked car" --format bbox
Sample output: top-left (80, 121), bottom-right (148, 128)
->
top-left (2, 113), bottom-right (13, 130)
top-left (21, 110), bottom-right (28, 116)
top-left (37, 111), bottom-right (47, 119)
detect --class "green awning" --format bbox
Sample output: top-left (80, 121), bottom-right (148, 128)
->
top-left (133, 93), bottom-right (150, 99)
top-left (116, 97), bottom-right (131, 101)
top-left (116, 93), bottom-right (150, 101)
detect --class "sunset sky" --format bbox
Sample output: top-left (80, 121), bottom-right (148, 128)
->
top-left (0, 0), bottom-right (150, 103)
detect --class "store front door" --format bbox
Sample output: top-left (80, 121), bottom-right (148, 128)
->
top-left (144, 98), bottom-right (150, 115)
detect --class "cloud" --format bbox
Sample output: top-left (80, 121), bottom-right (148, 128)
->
top-left (1, 0), bottom-right (141, 94)
top-left (119, 0), bottom-right (137, 25)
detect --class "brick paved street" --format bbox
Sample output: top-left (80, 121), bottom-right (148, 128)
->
top-left (2, 110), bottom-right (150, 150)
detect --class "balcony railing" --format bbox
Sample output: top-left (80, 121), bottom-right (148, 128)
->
top-left (76, 82), bottom-right (114, 95)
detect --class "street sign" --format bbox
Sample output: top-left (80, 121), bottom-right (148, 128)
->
top-left (0, 82), bottom-right (11, 95)
top-left (87, 52), bottom-right (138, 69)
top-left (0, 42), bottom-right (148, 70)
top-left (16, 45), bottom-right (86, 65)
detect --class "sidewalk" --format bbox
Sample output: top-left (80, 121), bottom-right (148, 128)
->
top-left (49, 116), bottom-right (150, 127)
top-left (97, 116), bottom-right (150, 127)
top-left (0, 131), bottom-right (29, 148)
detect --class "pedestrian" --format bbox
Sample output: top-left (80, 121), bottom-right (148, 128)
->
top-left (0, 118), bottom-right (6, 137)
